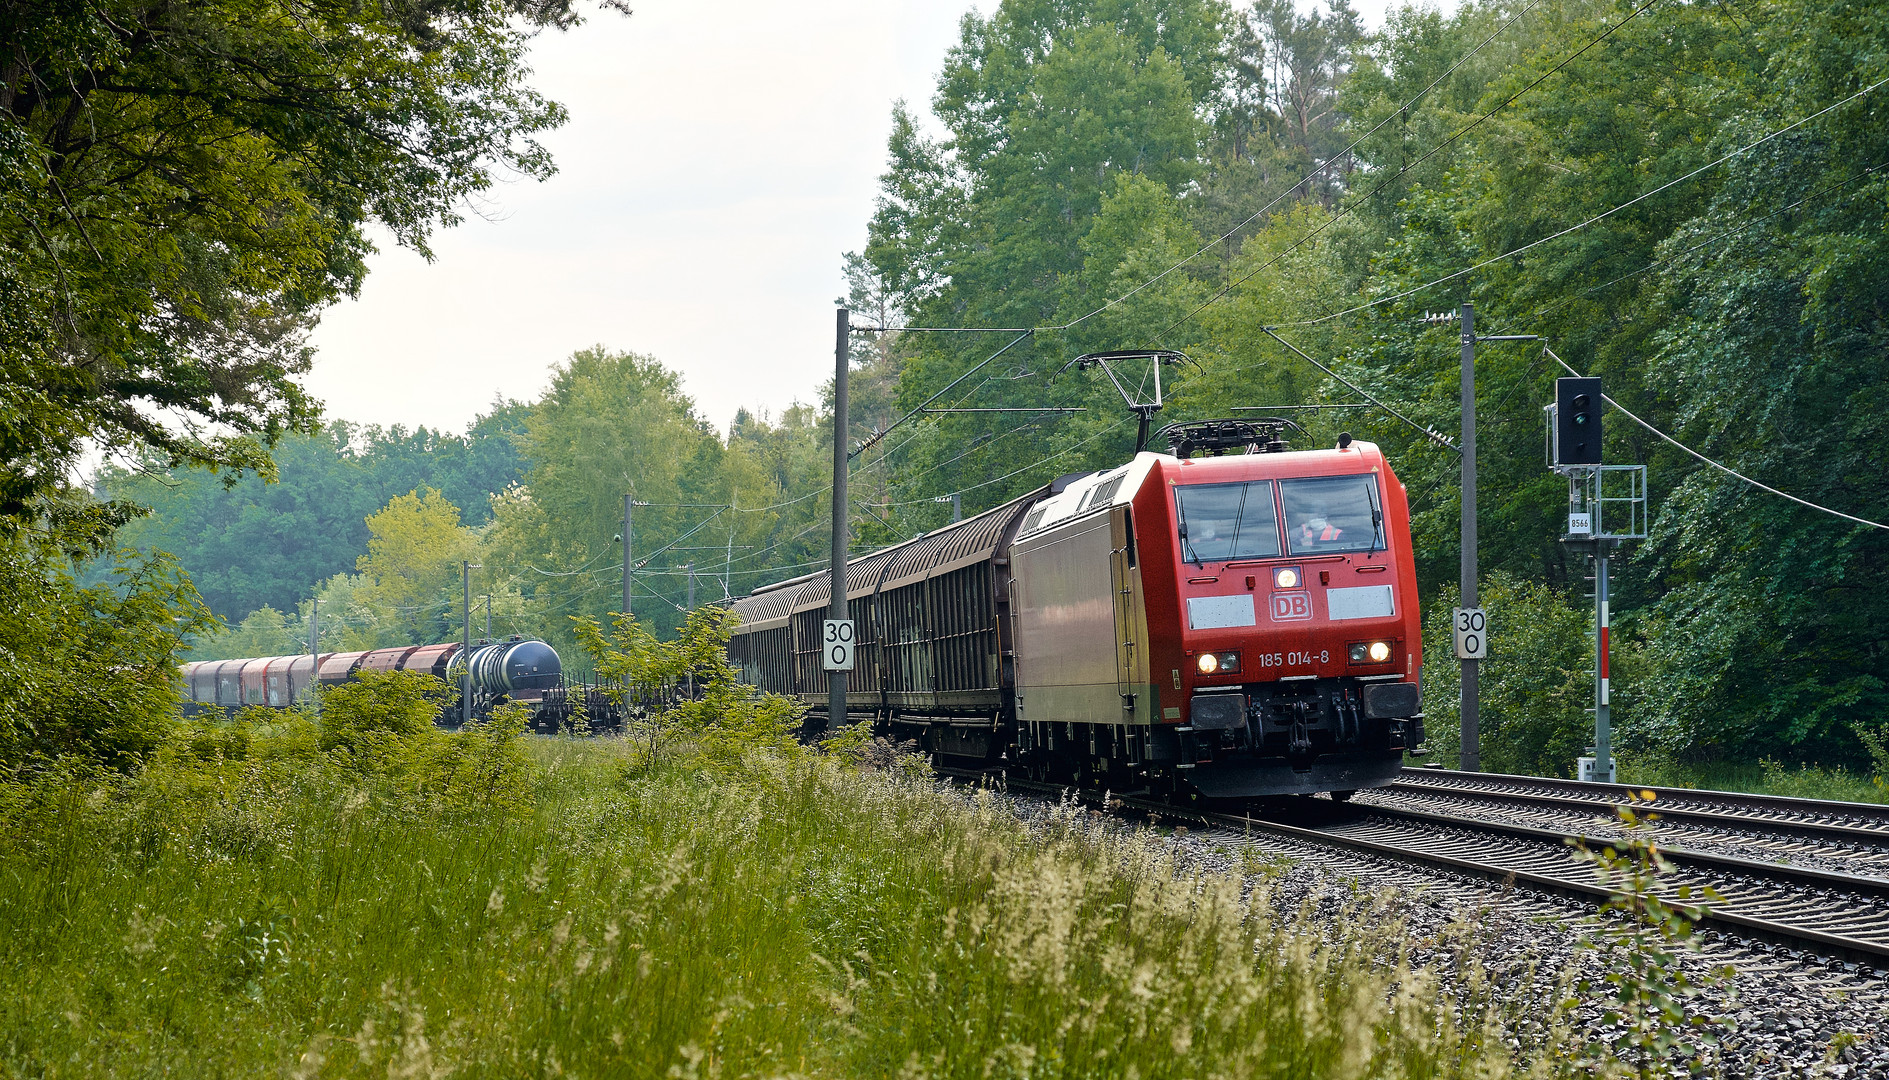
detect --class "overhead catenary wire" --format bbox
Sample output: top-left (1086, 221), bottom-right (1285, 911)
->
top-left (1257, 326), bottom-right (1458, 452)
top-left (1515, 159), bottom-right (1889, 326)
top-left (712, 412), bottom-right (1135, 576)
top-left (1046, 0), bottom-right (1553, 336)
top-left (831, 0), bottom-right (1637, 467)
top-left (726, 354), bottom-right (1024, 518)
top-left (630, 505), bottom-right (728, 567)
top-left (1278, 76), bottom-right (1889, 328)
top-left (1541, 347), bottom-right (1889, 532)
top-left (850, 330), bottom-right (1034, 458)
top-left (517, 98), bottom-right (1889, 602)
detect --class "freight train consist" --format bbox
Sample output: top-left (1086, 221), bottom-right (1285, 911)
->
top-left (729, 420), bottom-right (1427, 800)
top-left (178, 637), bottom-right (606, 729)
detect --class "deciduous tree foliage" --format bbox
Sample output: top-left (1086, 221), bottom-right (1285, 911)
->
top-left (45, 0), bottom-right (1889, 778)
top-left (356, 487), bottom-right (476, 642)
top-left (97, 410), bottom-right (527, 621)
top-left (0, 516), bottom-right (216, 771)
top-left (0, 0), bottom-right (575, 516)
top-left (0, 0), bottom-right (591, 769)
top-left (481, 347), bottom-right (784, 645)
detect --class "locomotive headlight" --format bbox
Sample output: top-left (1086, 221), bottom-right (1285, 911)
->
top-left (1196, 651), bottom-right (1241, 675)
top-left (1349, 641), bottom-right (1394, 664)
top-left (1274, 567), bottom-right (1300, 589)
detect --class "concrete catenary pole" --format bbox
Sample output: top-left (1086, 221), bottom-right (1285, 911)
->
top-left (1459, 302), bottom-right (1479, 772)
top-left (829, 305), bottom-right (850, 732)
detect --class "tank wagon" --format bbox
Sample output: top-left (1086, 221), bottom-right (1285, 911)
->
top-left (728, 424), bottom-right (1428, 800)
top-left (178, 637), bottom-right (602, 729)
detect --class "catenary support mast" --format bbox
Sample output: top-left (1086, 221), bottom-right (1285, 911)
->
top-left (1459, 303), bottom-right (1479, 771)
top-left (828, 306), bottom-right (850, 732)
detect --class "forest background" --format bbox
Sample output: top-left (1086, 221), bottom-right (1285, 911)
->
top-left (68, 0), bottom-right (1889, 780)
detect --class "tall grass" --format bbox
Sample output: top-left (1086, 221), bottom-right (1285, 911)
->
top-left (1, 732), bottom-right (1582, 1078)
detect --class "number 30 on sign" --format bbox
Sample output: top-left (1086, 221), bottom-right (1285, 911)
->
top-left (1452, 607), bottom-right (1488, 660)
top-left (822, 619), bottom-right (856, 671)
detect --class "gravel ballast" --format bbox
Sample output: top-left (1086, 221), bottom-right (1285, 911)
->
top-left (995, 789), bottom-right (1889, 1079)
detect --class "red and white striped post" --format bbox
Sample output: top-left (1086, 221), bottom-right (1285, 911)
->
top-left (1593, 543), bottom-right (1615, 782)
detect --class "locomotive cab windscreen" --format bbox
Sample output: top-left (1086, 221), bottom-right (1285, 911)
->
top-left (1280, 475), bottom-right (1385, 555)
top-left (1174, 482), bottom-right (1280, 563)
top-left (1175, 474), bottom-right (1385, 563)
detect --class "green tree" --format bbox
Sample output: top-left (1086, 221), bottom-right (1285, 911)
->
top-left (483, 347), bottom-right (784, 643)
top-left (1, 0), bottom-right (586, 520)
top-left (855, 0), bottom-right (1230, 539)
top-left (1420, 573), bottom-right (1646, 777)
top-left (356, 489), bottom-right (476, 643)
top-left (192, 605), bottom-right (301, 661)
top-left (98, 409), bottom-right (528, 622)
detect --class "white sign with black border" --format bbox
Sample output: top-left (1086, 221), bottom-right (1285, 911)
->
top-left (1452, 607), bottom-right (1488, 660)
top-left (822, 619), bottom-right (856, 671)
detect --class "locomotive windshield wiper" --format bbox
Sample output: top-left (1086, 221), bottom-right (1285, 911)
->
top-left (1366, 480), bottom-right (1383, 557)
top-left (1176, 492), bottom-right (1201, 565)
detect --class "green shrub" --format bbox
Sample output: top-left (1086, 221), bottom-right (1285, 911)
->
top-left (1856, 722), bottom-right (1889, 796)
top-left (315, 668), bottom-right (446, 764)
top-left (306, 669), bottom-right (536, 815)
top-left (1423, 573), bottom-right (1646, 776)
top-left (571, 605), bottom-right (806, 774)
top-left (0, 522), bottom-right (217, 775)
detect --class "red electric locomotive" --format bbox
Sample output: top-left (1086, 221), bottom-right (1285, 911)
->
top-left (727, 418), bottom-right (1427, 800)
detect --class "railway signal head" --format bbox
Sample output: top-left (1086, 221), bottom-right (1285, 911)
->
top-left (1554, 377), bottom-right (1604, 465)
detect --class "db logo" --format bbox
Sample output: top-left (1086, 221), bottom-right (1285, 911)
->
top-left (1270, 591), bottom-right (1313, 621)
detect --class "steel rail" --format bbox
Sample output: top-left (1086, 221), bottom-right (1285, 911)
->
top-left (1399, 767), bottom-right (1889, 836)
top-left (946, 769), bottom-right (1889, 969)
top-left (1382, 778), bottom-right (1889, 852)
top-left (1194, 802), bottom-right (1889, 969)
top-left (1352, 802), bottom-right (1889, 899)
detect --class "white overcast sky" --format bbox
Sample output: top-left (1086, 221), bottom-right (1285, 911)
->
top-left (303, 0), bottom-right (1416, 438)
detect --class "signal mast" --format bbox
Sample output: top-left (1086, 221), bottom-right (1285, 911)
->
top-left (1547, 378), bottom-right (1647, 783)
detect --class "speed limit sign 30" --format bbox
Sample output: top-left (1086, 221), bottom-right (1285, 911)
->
top-left (822, 619), bottom-right (856, 671)
top-left (1452, 607), bottom-right (1488, 660)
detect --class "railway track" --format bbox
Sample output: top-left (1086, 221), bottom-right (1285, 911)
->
top-left (948, 767), bottom-right (1889, 971)
top-left (1391, 767), bottom-right (1889, 847)
top-left (1363, 769), bottom-right (1889, 880)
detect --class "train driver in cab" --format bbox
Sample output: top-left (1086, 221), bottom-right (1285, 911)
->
top-left (1297, 514), bottom-right (1343, 548)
